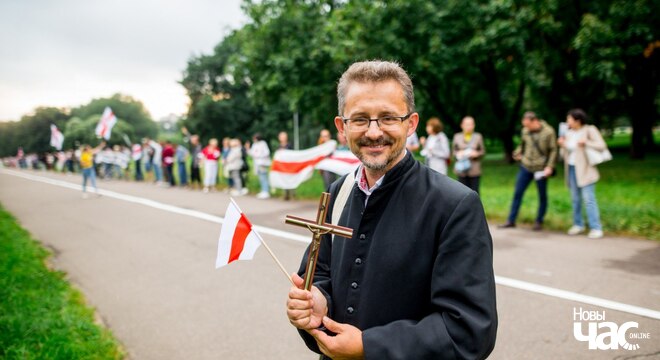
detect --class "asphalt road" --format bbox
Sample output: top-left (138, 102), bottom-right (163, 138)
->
top-left (1, 168), bottom-right (659, 360)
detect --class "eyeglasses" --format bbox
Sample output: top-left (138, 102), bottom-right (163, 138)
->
top-left (341, 113), bottom-right (412, 132)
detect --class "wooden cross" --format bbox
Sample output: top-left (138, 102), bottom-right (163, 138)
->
top-left (285, 192), bottom-right (353, 290)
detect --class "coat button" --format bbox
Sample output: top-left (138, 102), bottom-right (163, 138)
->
top-left (347, 306), bottom-right (354, 314)
top-left (351, 282), bottom-right (358, 289)
top-left (355, 258), bottom-right (362, 265)
top-left (359, 234), bottom-right (366, 240)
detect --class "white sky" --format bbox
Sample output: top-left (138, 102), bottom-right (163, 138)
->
top-left (0, 0), bottom-right (246, 122)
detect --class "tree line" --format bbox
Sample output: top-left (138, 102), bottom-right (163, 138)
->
top-left (0, 94), bottom-right (158, 157)
top-left (181, 0), bottom-right (658, 160)
top-left (2, 1), bottom-right (657, 159)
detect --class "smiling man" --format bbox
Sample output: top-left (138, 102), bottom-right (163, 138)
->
top-left (286, 61), bottom-right (498, 360)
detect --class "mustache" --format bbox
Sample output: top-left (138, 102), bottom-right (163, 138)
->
top-left (356, 136), bottom-right (394, 147)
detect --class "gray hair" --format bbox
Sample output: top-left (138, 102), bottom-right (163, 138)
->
top-left (337, 60), bottom-right (415, 115)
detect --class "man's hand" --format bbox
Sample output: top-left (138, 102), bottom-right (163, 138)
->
top-left (310, 316), bottom-right (364, 360)
top-left (286, 273), bottom-right (327, 330)
top-left (543, 166), bottom-right (553, 177)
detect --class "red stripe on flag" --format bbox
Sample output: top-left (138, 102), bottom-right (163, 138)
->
top-left (271, 155), bottom-right (328, 173)
top-left (228, 213), bottom-right (253, 263)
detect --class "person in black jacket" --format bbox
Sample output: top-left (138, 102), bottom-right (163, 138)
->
top-left (286, 60), bottom-right (498, 360)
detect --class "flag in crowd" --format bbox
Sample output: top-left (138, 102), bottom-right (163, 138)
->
top-left (215, 199), bottom-right (262, 268)
top-left (95, 106), bottom-right (118, 140)
top-left (269, 140), bottom-right (342, 189)
top-left (49, 124), bottom-right (64, 150)
top-left (315, 149), bottom-right (360, 176)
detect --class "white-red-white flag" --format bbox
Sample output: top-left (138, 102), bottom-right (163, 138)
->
top-left (50, 124), bottom-right (64, 150)
top-left (315, 149), bottom-right (360, 176)
top-left (95, 106), bottom-right (118, 140)
top-left (215, 199), bottom-right (262, 268)
top-left (131, 144), bottom-right (142, 161)
top-left (269, 140), bottom-right (337, 190)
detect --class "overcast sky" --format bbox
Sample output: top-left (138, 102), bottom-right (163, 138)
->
top-left (0, 0), bottom-right (246, 121)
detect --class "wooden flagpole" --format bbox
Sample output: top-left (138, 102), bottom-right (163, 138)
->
top-left (253, 230), bottom-right (294, 286)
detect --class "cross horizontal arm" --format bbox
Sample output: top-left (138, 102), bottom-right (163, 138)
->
top-left (284, 215), bottom-right (353, 238)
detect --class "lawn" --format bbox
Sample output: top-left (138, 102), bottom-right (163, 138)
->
top-left (0, 205), bottom-right (124, 360)
top-left (476, 152), bottom-right (659, 240)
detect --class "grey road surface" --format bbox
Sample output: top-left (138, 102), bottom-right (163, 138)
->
top-left (1, 169), bottom-right (658, 360)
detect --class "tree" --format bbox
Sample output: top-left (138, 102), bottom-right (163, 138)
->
top-left (3, 107), bottom-right (70, 155)
top-left (62, 115), bottom-right (134, 148)
top-left (181, 31), bottom-right (260, 144)
top-left (572, 0), bottom-right (659, 158)
top-left (180, 0), bottom-right (658, 158)
top-left (70, 93), bottom-right (158, 140)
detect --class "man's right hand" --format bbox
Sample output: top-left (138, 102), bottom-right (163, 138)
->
top-left (287, 273), bottom-right (328, 330)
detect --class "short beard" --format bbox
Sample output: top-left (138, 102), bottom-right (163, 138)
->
top-left (352, 136), bottom-right (403, 172)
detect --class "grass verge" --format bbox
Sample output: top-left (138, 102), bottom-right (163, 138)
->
top-left (0, 204), bottom-right (124, 360)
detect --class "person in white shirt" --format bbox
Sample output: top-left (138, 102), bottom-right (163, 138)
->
top-left (557, 108), bottom-right (606, 239)
top-left (248, 133), bottom-right (272, 199)
top-left (420, 117), bottom-right (450, 174)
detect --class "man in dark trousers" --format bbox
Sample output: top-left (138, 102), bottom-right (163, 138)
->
top-left (499, 111), bottom-right (558, 231)
top-left (286, 61), bottom-right (497, 359)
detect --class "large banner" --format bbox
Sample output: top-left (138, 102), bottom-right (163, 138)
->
top-left (269, 140), bottom-right (337, 190)
top-left (315, 149), bottom-right (360, 176)
top-left (269, 141), bottom-right (360, 189)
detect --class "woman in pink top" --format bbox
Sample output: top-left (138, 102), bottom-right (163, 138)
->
top-left (201, 138), bottom-right (221, 193)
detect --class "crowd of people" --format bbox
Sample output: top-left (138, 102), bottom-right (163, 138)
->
top-left (2, 107), bottom-right (608, 238)
top-left (0, 59), bottom-right (617, 359)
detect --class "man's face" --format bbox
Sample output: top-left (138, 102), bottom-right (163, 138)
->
top-left (334, 80), bottom-right (418, 172)
top-left (521, 117), bottom-right (532, 130)
top-left (461, 118), bottom-right (475, 133)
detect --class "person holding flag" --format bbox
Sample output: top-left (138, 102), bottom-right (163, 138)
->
top-left (95, 107), bottom-right (118, 140)
top-left (50, 124), bottom-right (64, 151)
top-left (286, 61), bottom-right (497, 359)
top-left (79, 141), bottom-right (105, 198)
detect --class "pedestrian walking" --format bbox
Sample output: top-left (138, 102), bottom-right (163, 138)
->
top-left (79, 141), bottom-right (105, 198)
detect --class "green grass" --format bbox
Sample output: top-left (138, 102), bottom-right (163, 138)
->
top-left (476, 153), bottom-right (659, 240)
top-left (0, 205), bottom-right (124, 360)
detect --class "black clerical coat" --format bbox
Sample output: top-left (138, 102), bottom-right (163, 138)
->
top-left (297, 152), bottom-right (497, 359)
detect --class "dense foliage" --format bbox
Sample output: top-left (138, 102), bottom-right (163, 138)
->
top-left (0, 94), bottom-right (157, 156)
top-left (181, 0), bottom-right (658, 157)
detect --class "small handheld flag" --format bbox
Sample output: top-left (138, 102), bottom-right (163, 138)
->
top-left (215, 199), bottom-right (292, 283)
top-left (216, 199), bottom-right (262, 268)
